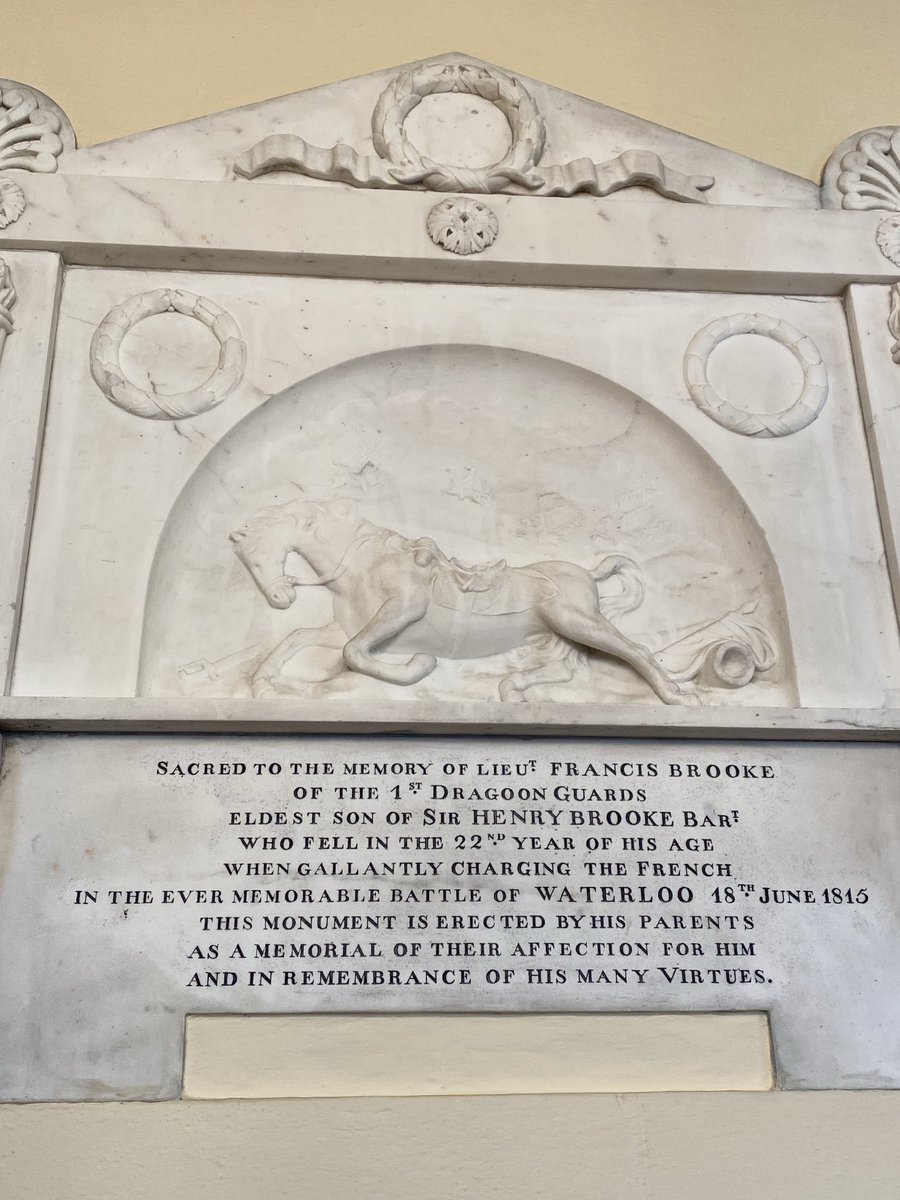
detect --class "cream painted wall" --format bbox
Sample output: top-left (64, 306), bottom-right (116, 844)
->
top-left (3, 0), bottom-right (900, 179)
top-left (4, 1093), bottom-right (900, 1200)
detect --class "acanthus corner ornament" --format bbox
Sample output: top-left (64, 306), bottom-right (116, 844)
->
top-left (0, 258), bottom-right (16, 363)
top-left (822, 126), bottom-right (900, 265)
top-left (0, 83), bottom-right (66, 173)
top-left (90, 289), bottom-right (247, 420)
top-left (426, 197), bottom-right (499, 254)
top-left (889, 285), bottom-right (900, 366)
top-left (0, 81), bottom-right (72, 229)
top-left (234, 60), bottom-right (715, 204)
top-left (833, 127), bottom-right (900, 212)
top-left (683, 313), bottom-right (829, 438)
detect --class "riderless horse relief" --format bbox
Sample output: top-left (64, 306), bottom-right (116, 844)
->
top-left (227, 497), bottom-right (776, 703)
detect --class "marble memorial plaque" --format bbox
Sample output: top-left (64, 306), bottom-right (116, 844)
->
top-left (3, 54), bottom-right (900, 1105)
top-left (1, 734), bottom-right (898, 1099)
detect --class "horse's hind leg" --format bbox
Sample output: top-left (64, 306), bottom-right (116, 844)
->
top-left (539, 600), bottom-right (693, 706)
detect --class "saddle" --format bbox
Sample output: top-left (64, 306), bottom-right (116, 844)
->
top-left (399, 535), bottom-right (555, 615)
top-left (431, 553), bottom-right (556, 616)
top-left (447, 556), bottom-right (508, 593)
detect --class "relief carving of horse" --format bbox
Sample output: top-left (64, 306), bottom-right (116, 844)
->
top-left (229, 498), bottom-right (695, 704)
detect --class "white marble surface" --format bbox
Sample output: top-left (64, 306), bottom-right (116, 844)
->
top-left (0, 172), bottom-right (894, 294)
top-left (10, 270), bottom-right (898, 716)
top-left (62, 54), bottom-right (819, 210)
top-left (1, 733), bottom-right (898, 1099)
top-left (0, 251), bottom-right (61, 691)
top-left (0, 99), bottom-right (897, 734)
top-left (846, 285), bottom-right (900, 621)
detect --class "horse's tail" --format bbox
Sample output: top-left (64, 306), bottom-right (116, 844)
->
top-left (591, 555), bottom-right (644, 616)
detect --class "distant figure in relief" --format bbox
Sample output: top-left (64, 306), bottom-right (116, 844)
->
top-left (229, 498), bottom-right (696, 705)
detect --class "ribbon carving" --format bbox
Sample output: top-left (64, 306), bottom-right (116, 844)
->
top-left (234, 61), bottom-right (715, 204)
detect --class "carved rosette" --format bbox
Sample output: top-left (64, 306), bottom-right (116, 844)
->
top-left (877, 217), bottom-right (900, 268)
top-left (90, 289), bottom-right (247, 420)
top-left (684, 313), bottom-right (828, 437)
top-left (426, 197), bottom-right (499, 254)
top-left (234, 58), bottom-right (715, 204)
top-left (0, 177), bottom-right (26, 228)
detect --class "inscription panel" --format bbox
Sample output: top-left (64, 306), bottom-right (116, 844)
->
top-left (0, 734), bottom-right (898, 1099)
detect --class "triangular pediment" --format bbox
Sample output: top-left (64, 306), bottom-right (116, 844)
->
top-left (59, 53), bottom-right (817, 208)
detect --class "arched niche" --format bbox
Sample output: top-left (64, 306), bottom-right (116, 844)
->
top-left (138, 344), bottom-right (796, 706)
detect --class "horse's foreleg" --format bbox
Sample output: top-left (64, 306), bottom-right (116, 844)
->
top-left (539, 600), bottom-right (696, 706)
top-left (251, 623), bottom-right (345, 697)
top-left (343, 596), bottom-right (435, 686)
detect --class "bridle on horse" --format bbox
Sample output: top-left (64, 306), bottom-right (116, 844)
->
top-left (262, 529), bottom-right (382, 596)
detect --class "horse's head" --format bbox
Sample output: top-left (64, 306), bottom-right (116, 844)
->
top-left (229, 502), bottom-right (302, 608)
top-left (229, 498), bottom-right (358, 609)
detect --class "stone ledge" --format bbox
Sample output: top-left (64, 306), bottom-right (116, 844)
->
top-left (1, 697), bottom-right (899, 739)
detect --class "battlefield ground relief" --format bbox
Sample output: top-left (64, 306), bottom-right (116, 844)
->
top-left (1, 735), bottom-right (897, 1099)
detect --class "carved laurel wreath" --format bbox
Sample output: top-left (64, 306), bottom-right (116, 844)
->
top-left (684, 313), bottom-right (829, 438)
top-left (234, 59), bottom-right (713, 202)
top-left (90, 289), bottom-right (247, 420)
top-left (372, 62), bottom-right (545, 194)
